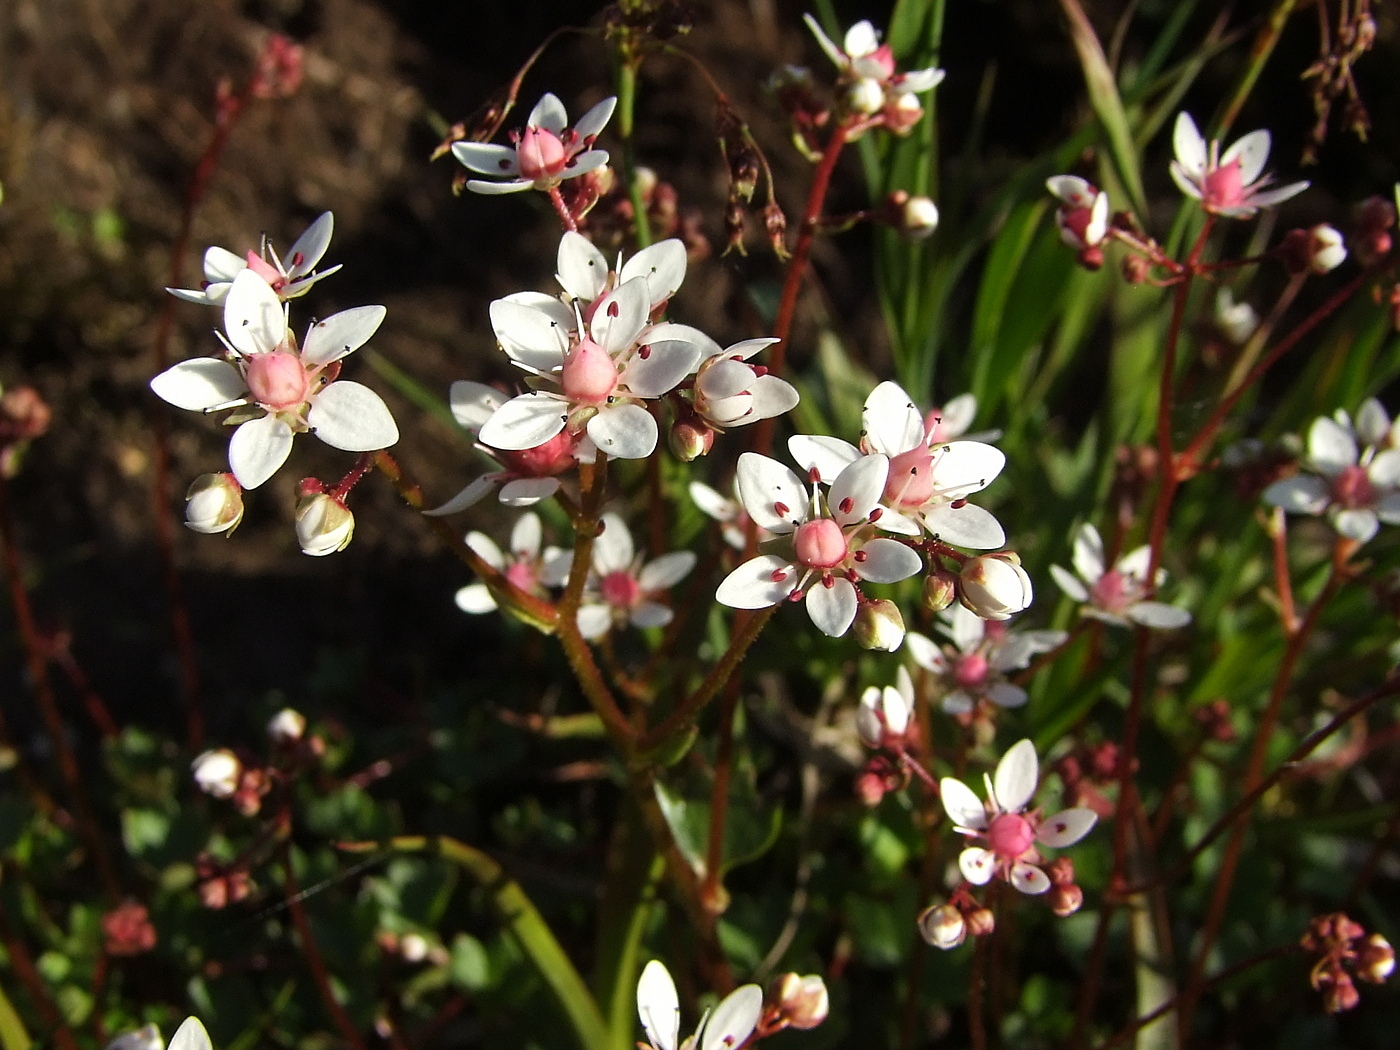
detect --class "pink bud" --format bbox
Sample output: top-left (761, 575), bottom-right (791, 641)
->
top-left (245, 351), bottom-right (310, 410)
top-left (516, 126), bottom-right (567, 183)
top-left (793, 518), bottom-right (848, 569)
top-left (560, 337), bottom-right (619, 405)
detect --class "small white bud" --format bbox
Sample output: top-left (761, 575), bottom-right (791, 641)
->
top-left (918, 903), bottom-right (966, 949)
top-left (900, 195), bottom-right (940, 239)
top-left (267, 708), bottom-right (306, 744)
top-left (847, 77), bottom-right (885, 115)
top-left (192, 749), bottom-right (241, 798)
top-left (295, 492), bottom-right (354, 557)
top-left (856, 679), bottom-right (912, 748)
top-left (959, 554), bottom-right (1033, 620)
top-left (185, 473), bottom-right (243, 535)
top-left (399, 933), bottom-right (429, 963)
top-left (852, 598), bottom-right (905, 651)
top-left (1308, 224), bottom-right (1347, 274)
top-left (770, 973), bottom-right (829, 1029)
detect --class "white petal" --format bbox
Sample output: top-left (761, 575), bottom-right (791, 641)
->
top-left (986, 683), bottom-right (1028, 708)
top-left (1333, 507), bottom-right (1379, 543)
top-left (1072, 523), bottom-right (1106, 583)
top-left (573, 96), bottom-right (616, 142)
top-left (478, 393), bottom-right (568, 451)
top-left (556, 231), bottom-right (609, 301)
top-left (425, 475), bottom-right (497, 516)
top-left (499, 478), bottom-right (562, 506)
top-left (1356, 398), bottom-right (1391, 448)
top-left (1127, 601), bottom-right (1192, 629)
top-left (587, 404), bottom-right (657, 459)
top-left (285, 211), bottom-right (334, 278)
top-left (918, 503), bottom-right (1005, 549)
top-left (1239, 181), bottom-right (1309, 209)
top-left (904, 631), bottom-right (947, 673)
top-left (700, 986), bottom-right (763, 1050)
top-left (509, 513), bottom-right (543, 558)
top-left (639, 552), bottom-right (696, 591)
top-left (930, 441), bottom-right (1005, 495)
top-left (830, 455), bottom-right (889, 525)
top-left (621, 339), bottom-right (700, 398)
top-left (1115, 545), bottom-right (1154, 583)
top-left (309, 381), bottom-right (399, 451)
top-left (1050, 563), bottom-right (1090, 602)
top-left (224, 270), bottom-right (287, 355)
top-left (1172, 112), bottom-right (1207, 176)
top-left (698, 359), bottom-right (756, 400)
top-left (562, 150), bottom-right (611, 180)
top-left (577, 604), bottom-right (613, 640)
top-left (959, 847), bottom-right (996, 885)
top-left (689, 481), bottom-right (737, 522)
top-left (1262, 475), bottom-right (1330, 515)
top-left (716, 555), bottom-right (795, 609)
top-left (944, 603), bottom-right (985, 654)
top-left (631, 602), bottom-right (673, 630)
top-left (805, 578), bottom-right (857, 637)
top-left (843, 20), bottom-right (879, 57)
top-left (1308, 416), bottom-right (1358, 474)
top-left (1046, 175), bottom-right (1095, 207)
top-left (168, 1018), bottom-right (212, 1050)
top-left (1010, 863), bottom-right (1050, 895)
top-left (787, 434), bottom-right (860, 482)
top-left (151, 359), bottom-right (247, 411)
top-left (593, 512), bottom-right (635, 575)
top-left (204, 245), bottom-right (247, 283)
top-left (465, 531), bottom-right (505, 569)
top-left (993, 739), bottom-right (1038, 813)
top-left (873, 508), bottom-right (921, 536)
top-left (737, 375), bottom-right (798, 423)
top-left (449, 381), bottom-right (508, 432)
top-left (490, 299), bottom-right (570, 372)
top-left (941, 691), bottom-right (975, 716)
top-left (898, 67), bottom-right (945, 93)
top-left (1037, 808), bottom-right (1098, 848)
top-left (228, 415), bottom-right (293, 489)
top-left (1367, 448), bottom-right (1400, 488)
top-left (452, 141), bottom-right (521, 176)
top-left (862, 381), bottom-right (925, 455)
top-left (802, 13), bottom-right (844, 67)
top-left (590, 277), bottom-right (650, 355)
top-left (937, 393), bottom-right (978, 438)
top-left (528, 92), bottom-right (569, 134)
top-left (991, 630), bottom-right (1066, 671)
top-left (940, 777), bottom-right (989, 830)
top-left (1375, 492), bottom-right (1400, 525)
top-left (648, 322), bottom-right (723, 360)
top-left (735, 452), bottom-right (808, 533)
top-left (637, 960), bottom-right (680, 1050)
top-left (1169, 162), bottom-right (1204, 201)
top-left (620, 239), bottom-right (687, 305)
top-left (301, 305), bottom-right (386, 367)
top-left (1221, 129), bottom-right (1271, 186)
top-left (853, 537), bottom-right (921, 583)
top-left (455, 583), bottom-right (498, 614)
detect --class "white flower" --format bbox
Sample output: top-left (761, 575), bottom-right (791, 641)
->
top-left (803, 16), bottom-right (945, 126)
top-left (167, 212), bottom-right (340, 305)
top-left (691, 337), bottom-right (798, 430)
top-left (192, 749), bottom-right (241, 798)
top-left (906, 604), bottom-right (1065, 716)
top-left (1262, 402), bottom-right (1400, 543)
top-left (857, 665), bottom-right (915, 747)
top-left (451, 93), bottom-right (615, 194)
top-left (940, 739), bottom-right (1097, 895)
top-left (714, 450), bottom-right (922, 638)
top-left (455, 512), bottom-right (569, 614)
top-left (788, 382), bottom-right (1006, 548)
top-left (1046, 175), bottom-right (1109, 250)
top-left (637, 960), bottom-right (764, 1050)
top-left (1050, 523), bottom-right (1191, 628)
top-left (1169, 112), bottom-right (1308, 218)
top-left (184, 473), bottom-right (243, 535)
top-left (151, 270), bottom-right (398, 489)
top-left (575, 513), bottom-right (696, 639)
top-left (267, 708), bottom-right (306, 743)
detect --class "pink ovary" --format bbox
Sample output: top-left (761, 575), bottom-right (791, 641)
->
top-left (1330, 464), bottom-right (1375, 509)
top-left (987, 812), bottom-right (1035, 860)
top-left (1202, 159), bottom-right (1245, 210)
top-left (884, 447), bottom-right (937, 507)
top-left (793, 518), bottom-right (848, 570)
top-left (516, 127), bottom-right (566, 183)
top-left (245, 351), bottom-right (309, 410)
top-left (600, 570), bottom-right (641, 609)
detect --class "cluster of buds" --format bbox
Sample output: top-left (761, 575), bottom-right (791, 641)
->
top-left (1053, 740), bottom-right (1124, 818)
top-left (195, 853), bottom-right (254, 910)
top-left (583, 166), bottom-right (709, 259)
top-left (1046, 176), bottom-right (1110, 270)
top-left (102, 900), bottom-right (157, 957)
top-left (191, 748), bottom-right (271, 816)
top-left (1278, 224), bottom-right (1348, 275)
top-left (802, 16), bottom-right (944, 135)
top-left (0, 384), bottom-right (51, 476)
top-left (762, 973), bottom-right (830, 1033)
top-left (1301, 913), bottom-right (1395, 1013)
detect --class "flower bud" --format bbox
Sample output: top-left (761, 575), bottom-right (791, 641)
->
top-left (399, 933), bottom-right (429, 963)
top-left (267, 707), bottom-right (307, 744)
top-left (1357, 933), bottom-right (1396, 984)
top-left (769, 973), bottom-right (829, 1030)
top-left (923, 569), bottom-right (958, 612)
top-left (0, 385), bottom-right (51, 443)
top-left (918, 903), bottom-right (966, 950)
top-left (959, 553), bottom-right (1033, 620)
top-left (185, 473), bottom-right (244, 535)
top-left (1322, 974), bottom-right (1360, 1014)
top-left (852, 599), bottom-right (905, 652)
top-left (883, 190), bottom-right (939, 239)
top-left (192, 749), bottom-right (241, 798)
top-left (847, 77), bottom-right (885, 115)
top-left (295, 492), bottom-right (354, 557)
top-left (965, 907), bottom-right (996, 938)
top-left (669, 416), bottom-right (716, 461)
top-left (102, 901), bottom-right (157, 956)
top-left (1353, 194), bottom-right (1396, 265)
top-left (1048, 883), bottom-right (1084, 917)
top-left (884, 93), bottom-right (923, 135)
top-left (1306, 224), bottom-right (1347, 274)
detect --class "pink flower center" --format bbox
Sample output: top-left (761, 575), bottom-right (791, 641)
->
top-left (793, 518), bottom-right (848, 570)
top-left (499, 430), bottom-right (578, 477)
top-left (1089, 569), bottom-right (1141, 614)
top-left (561, 336), bottom-right (619, 405)
top-left (987, 812), bottom-right (1034, 860)
top-left (953, 653), bottom-right (989, 688)
top-left (600, 569), bottom-right (641, 609)
top-left (516, 126), bottom-right (567, 183)
top-left (1060, 204), bottom-right (1098, 246)
top-left (923, 408), bottom-right (952, 445)
top-left (884, 447), bottom-right (937, 508)
top-left (1202, 158), bottom-right (1245, 211)
top-left (244, 251), bottom-right (286, 292)
top-left (245, 351), bottom-right (309, 410)
top-left (1330, 464), bottom-right (1376, 509)
top-left (505, 561), bottom-right (538, 593)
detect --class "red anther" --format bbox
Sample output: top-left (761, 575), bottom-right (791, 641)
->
top-left (607, 300), bottom-right (620, 318)
top-left (639, 344), bottom-right (652, 359)
top-left (869, 508), bottom-right (883, 522)
top-left (290, 252), bottom-right (304, 267)
top-left (853, 549), bottom-right (868, 562)
top-left (839, 497), bottom-right (855, 514)
top-left (200, 280), bottom-right (212, 289)
top-left (950, 498), bottom-right (968, 509)
top-left (822, 575), bottom-right (835, 588)
top-left (770, 569), bottom-right (788, 582)
top-left (774, 501), bottom-right (790, 516)
top-left (788, 589), bottom-right (805, 602)
top-left (845, 569), bottom-right (859, 582)
top-left (809, 467), bottom-right (821, 483)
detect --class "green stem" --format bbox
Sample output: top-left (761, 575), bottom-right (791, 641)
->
top-left (615, 53), bottom-right (653, 249)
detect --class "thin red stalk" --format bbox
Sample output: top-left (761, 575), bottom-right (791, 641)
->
top-left (548, 186), bottom-right (579, 232)
top-left (281, 842), bottom-right (370, 1050)
top-left (700, 678), bottom-right (742, 912)
top-left (1267, 507), bottom-right (1298, 632)
top-left (1176, 544), bottom-right (1350, 1035)
top-left (0, 472), bottom-right (120, 900)
top-left (968, 925), bottom-right (989, 1050)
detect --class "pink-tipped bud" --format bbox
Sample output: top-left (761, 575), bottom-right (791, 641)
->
top-left (669, 416), bottom-right (716, 461)
top-left (561, 337), bottom-right (619, 406)
top-left (1048, 883), bottom-right (1084, 917)
top-left (769, 973), bottom-right (829, 1030)
top-left (185, 473), bottom-right (244, 535)
top-left (1357, 934), bottom-right (1396, 984)
top-left (295, 492), bottom-right (354, 557)
top-left (923, 569), bottom-right (958, 612)
top-left (965, 907), bottom-right (996, 938)
top-left (853, 599), bottom-right (905, 652)
top-left (918, 903), bottom-right (967, 950)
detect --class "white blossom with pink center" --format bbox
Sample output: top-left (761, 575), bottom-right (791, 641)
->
top-left (480, 273), bottom-right (705, 460)
top-left (426, 381), bottom-right (594, 515)
top-left (636, 960), bottom-right (763, 1050)
top-left (1262, 401), bottom-right (1400, 544)
top-left (150, 270), bottom-right (398, 489)
top-left (575, 513), bottom-right (696, 639)
top-left (1169, 112), bottom-right (1308, 219)
top-left (1046, 175), bottom-right (1109, 250)
top-left (455, 513), bottom-right (570, 615)
top-left (857, 665), bottom-right (915, 748)
top-left (167, 211), bottom-right (340, 306)
top-left (906, 604), bottom-right (1065, 715)
top-left (788, 381), bottom-right (1006, 548)
top-left (451, 93), bottom-right (615, 195)
top-left (714, 450), bottom-right (922, 638)
top-left (803, 15), bottom-right (945, 122)
top-left (940, 739), bottom-right (1097, 895)
top-left (1049, 523), bottom-right (1192, 629)
top-left (691, 337), bottom-right (798, 429)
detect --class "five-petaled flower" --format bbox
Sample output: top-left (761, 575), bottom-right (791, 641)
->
top-left (715, 449), bottom-right (922, 637)
top-left (906, 604), bottom-right (1065, 716)
top-left (452, 93), bottom-right (615, 195)
top-left (940, 739), bottom-right (1097, 895)
top-left (1169, 112), bottom-right (1308, 218)
top-left (1050, 523), bottom-right (1192, 629)
top-left (803, 16), bottom-right (944, 130)
top-left (1046, 175), bottom-right (1109, 251)
top-left (1263, 400), bottom-right (1400, 544)
top-left (151, 270), bottom-right (398, 489)
top-left (167, 211), bottom-right (340, 306)
top-left (576, 513), bottom-right (696, 639)
top-left (637, 960), bottom-right (764, 1050)
top-left (455, 512), bottom-right (569, 615)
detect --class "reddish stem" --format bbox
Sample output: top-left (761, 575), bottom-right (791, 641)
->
top-left (700, 678), bottom-right (742, 913)
top-left (548, 185), bottom-right (579, 232)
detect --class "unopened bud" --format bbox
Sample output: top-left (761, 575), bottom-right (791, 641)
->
top-left (185, 473), bottom-right (244, 535)
top-left (267, 707), bottom-right (306, 744)
top-left (853, 599), bottom-right (905, 652)
top-left (669, 416), bottom-right (715, 462)
top-left (0, 385), bottom-right (51, 443)
top-left (764, 201), bottom-right (790, 260)
top-left (965, 907), bottom-right (995, 938)
top-left (959, 553), bottom-right (1033, 620)
top-left (884, 93), bottom-right (923, 135)
top-left (883, 190), bottom-right (939, 239)
top-left (917, 903), bottom-right (966, 950)
top-left (399, 933), bottom-right (429, 963)
top-left (1048, 883), bottom-right (1084, 917)
top-left (1357, 933), bottom-right (1395, 984)
top-left (770, 973), bottom-right (829, 1029)
top-left (1045, 856), bottom-right (1076, 885)
top-left (1306, 225), bottom-right (1347, 274)
top-left (295, 492), bottom-right (354, 557)
top-left (1353, 194), bottom-right (1396, 265)
top-left (1078, 245), bottom-right (1104, 270)
top-left (848, 77), bottom-right (885, 115)
top-left (923, 569), bottom-right (958, 612)
top-left (1323, 974), bottom-right (1360, 1013)
top-left (192, 749), bottom-right (241, 798)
